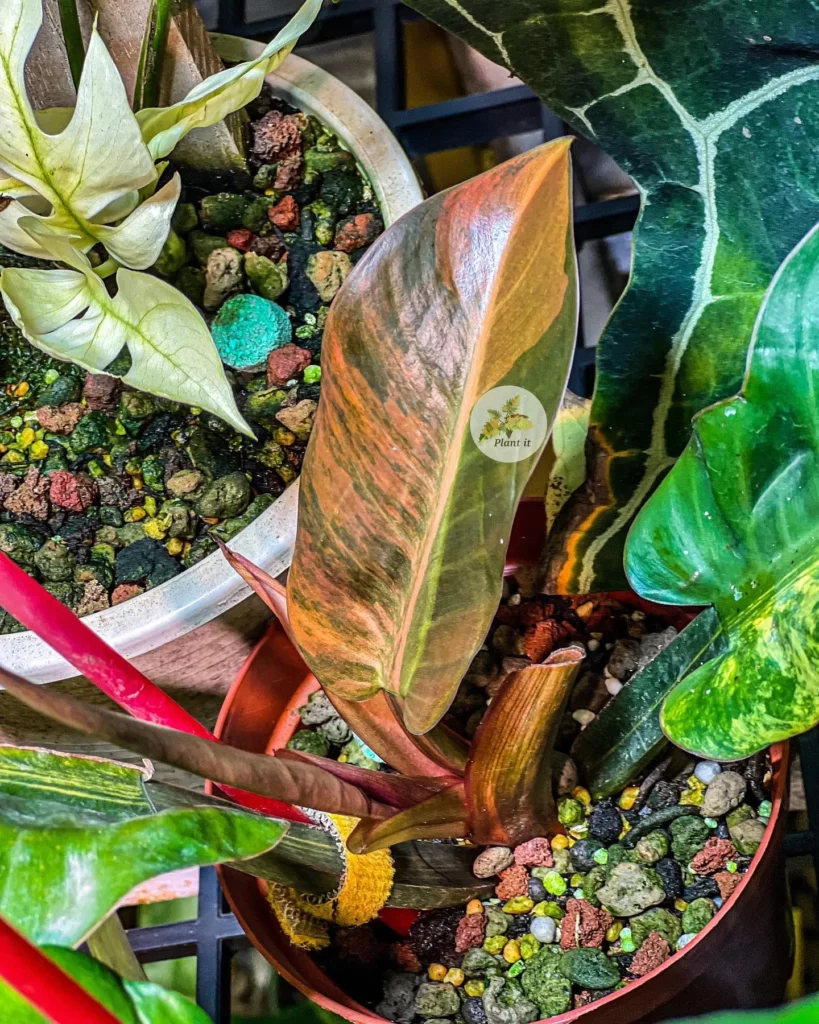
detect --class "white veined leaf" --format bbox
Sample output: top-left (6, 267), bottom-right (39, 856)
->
top-left (137, 0), bottom-right (322, 160)
top-left (0, 2), bottom-right (157, 255)
top-left (546, 393), bottom-right (590, 532)
top-left (0, 175), bottom-right (36, 200)
top-left (1, 221), bottom-right (253, 437)
top-left (94, 174), bottom-right (181, 269)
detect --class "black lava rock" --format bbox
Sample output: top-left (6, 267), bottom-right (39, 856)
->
top-left (654, 857), bottom-right (683, 900)
top-left (570, 838), bottom-right (604, 873)
top-left (528, 877), bottom-right (547, 903)
top-left (137, 412), bottom-right (181, 454)
top-left (505, 915), bottom-right (532, 939)
top-left (408, 908), bottom-right (463, 968)
top-left (683, 876), bottom-right (720, 902)
top-left (589, 798), bottom-right (622, 844)
top-left (57, 515), bottom-right (97, 553)
top-left (115, 538), bottom-right (181, 588)
top-left (463, 998), bottom-right (488, 1024)
top-left (611, 953), bottom-right (633, 974)
top-left (715, 822), bottom-right (731, 840)
top-left (647, 781), bottom-right (680, 810)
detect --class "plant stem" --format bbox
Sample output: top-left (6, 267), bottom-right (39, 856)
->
top-left (58, 0), bottom-right (86, 90)
top-left (94, 257), bottom-right (119, 279)
top-left (133, 0), bottom-right (156, 113)
top-left (142, 0), bottom-right (174, 111)
top-left (86, 914), bottom-right (148, 983)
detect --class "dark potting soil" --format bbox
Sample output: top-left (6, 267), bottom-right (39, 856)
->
top-left (282, 584), bottom-right (773, 1022)
top-left (0, 91), bottom-right (383, 628)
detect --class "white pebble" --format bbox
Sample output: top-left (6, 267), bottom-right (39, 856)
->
top-left (677, 933), bottom-right (696, 951)
top-left (587, 638), bottom-right (600, 652)
top-left (530, 916), bottom-right (556, 943)
top-left (605, 678), bottom-right (623, 696)
top-left (572, 709), bottom-right (596, 729)
top-left (694, 761), bottom-right (722, 785)
top-left (555, 926), bottom-right (561, 943)
top-left (713, 897), bottom-right (724, 909)
top-left (508, 593), bottom-right (521, 606)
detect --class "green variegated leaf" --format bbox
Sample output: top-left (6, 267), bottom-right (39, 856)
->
top-left (137, 0), bottom-right (322, 160)
top-left (546, 392), bottom-right (590, 532)
top-left (0, 745), bottom-right (287, 946)
top-left (625, 222), bottom-right (819, 760)
top-left (408, 0), bottom-right (819, 593)
top-left (0, 3), bottom-right (161, 265)
top-left (0, 222), bottom-right (251, 435)
top-left (0, 944), bottom-right (213, 1023)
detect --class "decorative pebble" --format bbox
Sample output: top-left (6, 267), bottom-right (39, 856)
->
top-left (619, 928), bottom-right (636, 953)
top-left (592, 848), bottom-right (609, 866)
top-left (212, 294), bottom-right (293, 370)
top-left (572, 709), bottom-right (596, 728)
top-left (704, 817), bottom-right (719, 829)
top-left (677, 933), bottom-right (696, 951)
top-left (502, 939), bottom-right (521, 963)
top-left (758, 800), bottom-right (773, 821)
top-left (472, 846), bottom-right (514, 879)
top-left (618, 786), bottom-right (640, 811)
top-left (542, 871), bottom-right (567, 896)
top-left (694, 761), bottom-right (722, 786)
top-left (530, 917), bottom-right (557, 944)
top-left (701, 771), bottom-right (747, 818)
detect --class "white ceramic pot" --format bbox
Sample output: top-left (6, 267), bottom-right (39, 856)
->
top-left (0, 47), bottom-right (422, 684)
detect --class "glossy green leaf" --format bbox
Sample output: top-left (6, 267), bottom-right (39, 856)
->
top-left (670, 996), bottom-right (819, 1024)
top-left (0, 745), bottom-right (288, 946)
top-left (1, 221), bottom-right (251, 435)
top-left (0, 945), bottom-right (212, 1023)
top-left (137, 0), bottom-right (322, 160)
top-left (0, 3), bottom-right (160, 263)
top-left (573, 608), bottom-right (724, 797)
top-left (626, 222), bottom-right (819, 760)
top-left (288, 140), bottom-right (578, 735)
top-left (408, 0), bottom-right (819, 593)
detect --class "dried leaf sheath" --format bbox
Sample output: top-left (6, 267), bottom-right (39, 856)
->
top-left (466, 646), bottom-right (585, 846)
top-left (288, 140), bottom-right (578, 735)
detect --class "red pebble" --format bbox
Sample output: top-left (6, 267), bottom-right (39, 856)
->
top-left (629, 931), bottom-right (670, 977)
top-left (454, 913), bottom-right (486, 953)
top-left (334, 213), bottom-right (382, 253)
top-left (494, 865), bottom-right (529, 900)
top-left (268, 195), bottom-right (300, 231)
top-left (111, 584), bottom-right (145, 606)
top-left (714, 870), bottom-right (742, 902)
top-left (226, 228), bottom-right (254, 252)
top-left (560, 898), bottom-right (612, 950)
top-left (48, 470), bottom-right (97, 512)
top-left (690, 837), bottom-right (737, 876)
top-left (266, 343), bottom-right (313, 387)
top-left (391, 941), bottom-right (422, 973)
top-left (514, 837), bottom-right (554, 868)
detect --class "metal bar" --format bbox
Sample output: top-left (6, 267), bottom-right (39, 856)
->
top-left (238, 0), bottom-right (376, 42)
top-left (374, 0), bottom-right (404, 125)
top-left (391, 86), bottom-right (542, 157)
top-left (574, 194), bottom-right (640, 243)
top-left (797, 728), bottom-right (819, 879)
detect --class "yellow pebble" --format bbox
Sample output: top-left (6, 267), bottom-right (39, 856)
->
top-left (567, 837), bottom-right (576, 847)
top-left (687, 775), bottom-right (706, 792)
top-left (605, 921), bottom-right (623, 943)
top-left (464, 980), bottom-right (485, 998)
top-left (674, 898), bottom-right (688, 912)
top-left (427, 964), bottom-right (447, 982)
top-left (18, 427), bottom-right (35, 448)
top-left (444, 969), bottom-right (464, 988)
top-left (132, 477), bottom-right (144, 490)
top-left (551, 834), bottom-right (569, 850)
top-left (166, 537), bottom-right (184, 556)
top-left (618, 786), bottom-right (640, 811)
top-left (143, 496), bottom-right (157, 517)
top-left (2, 450), bottom-right (25, 464)
top-left (102, 453), bottom-right (113, 467)
top-left (29, 440), bottom-right (49, 461)
top-left (143, 518), bottom-right (168, 540)
top-left (466, 899), bottom-right (483, 915)
top-left (502, 939), bottom-right (521, 964)
top-left (679, 789), bottom-right (704, 807)
top-left (13, 382), bottom-right (29, 398)
top-left (125, 507), bottom-right (147, 522)
top-left (618, 821), bottom-right (632, 840)
top-left (182, 542), bottom-right (192, 557)
top-left (572, 786), bottom-right (592, 806)
top-left (576, 600), bottom-right (594, 619)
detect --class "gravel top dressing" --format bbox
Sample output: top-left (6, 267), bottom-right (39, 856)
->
top-left (279, 580), bottom-right (772, 1022)
top-left (0, 89), bottom-right (382, 628)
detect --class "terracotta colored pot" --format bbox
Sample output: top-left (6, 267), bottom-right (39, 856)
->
top-left (214, 635), bottom-right (791, 1022)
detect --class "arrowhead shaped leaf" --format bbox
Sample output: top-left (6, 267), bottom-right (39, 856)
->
top-left (288, 140), bottom-right (578, 735)
top-left (626, 222), bottom-right (819, 760)
top-left (408, 0), bottom-right (819, 593)
top-left (0, 745), bottom-right (287, 947)
top-left (137, 0), bottom-right (322, 160)
top-left (1, 222), bottom-right (251, 435)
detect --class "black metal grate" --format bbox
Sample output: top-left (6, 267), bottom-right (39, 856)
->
top-left (121, 3), bottom-right (817, 1018)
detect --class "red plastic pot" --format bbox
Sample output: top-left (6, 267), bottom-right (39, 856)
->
top-left (213, 501), bottom-right (792, 1023)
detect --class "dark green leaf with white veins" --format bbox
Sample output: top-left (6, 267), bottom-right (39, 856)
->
top-left (0, 745), bottom-right (287, 946)
top-left (625, 222), bottom-right (819, 760)
top-left (407, 0), bottom-right (819, 592)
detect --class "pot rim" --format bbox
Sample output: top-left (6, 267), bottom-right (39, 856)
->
top-left (213, 622), bottom-right (789, 1024)
top-left (0, 49), bottom-right (422, 684)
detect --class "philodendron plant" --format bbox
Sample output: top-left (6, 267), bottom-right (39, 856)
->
top-left (0, 0), bottom-right (321, 435)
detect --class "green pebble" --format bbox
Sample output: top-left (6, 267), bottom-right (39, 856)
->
top-left (669, 814), bottom-right (711, 862)
top-left (34, 540), bottom-right (75, 582)
top-left (758, 800), bottom-right (772, 820)
top-left (569, 873), bottom-right (585, 889)
top-left (629, 908), bottom-right (682, 950)
top-left (242, 196), bottom-right (276, 233)
top-left (557, 797), bottom-right (585, 826)
top-left (559, 948), bottom-right (620, 990)
top-left (244, 388), bottom-right (289, 428)
top-left (483, 935), bottom-right (507, 955)
top-left (519, 948), bottom-right (571, 1017)
top-left (303, 364), bottom-right (321, 383)
top-left (485, 907), bottom-right (512, 937)
top-left (593, 848), bottom-right (609, 865)
top-left (172, 202), bottom-right (199, 234)
top-left (211, 294), bottom-right (292, 371)
top-left (726, 860), bottom-right (738, 873)
top-left (726, 804), bottom-right (755, 829)
top-left (199, 193), bottom-right (249, 231)
top-left (141, 455), bottom-right (166, 493)
top-left (704, 817), bottom-right (719, 829)
top-left (44, 368), bottom-right (60, 385)
top-left (0, 523), bottom-right (41, 569)
top-left (519, 934), bottom-right (540, 960)
top-left (175, 266), bottom-right (206, 307)
top-left (245, 251), bottom-right (289, 301)
top-left (190, 230), bottom-right (228, 266)
top-left (542, 871), bottom-right (567, 897)
top-left (69, 411), bottom-right (109, 454)
top-left (194, 472), bottom-right (251, 520)
top-left (37, 375), bottom-right (81, 406)
top-left (634, 830), bottom-right (669, 865)
top-left (252, 165), bottom-right (279, 191)
top-left (619, 927), bottom-right (636, 953)
top-left (682, 898), bottom-right (716, 935)
top-left (304, 148), bottom-right (355, 173)
top-left (286, 729), bottom-right (330, 757)
top-left (507, 960), bottom-right (525, 979)
top-left (153, 230), bottom-right (188, 277)
top-left (532, 901), bottom-right (564, 920)
top-left (461, 949), bottom-right (504, 978)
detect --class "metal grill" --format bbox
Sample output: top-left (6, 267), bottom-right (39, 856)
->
top-left (123, 3), bottom-right (816, 1018)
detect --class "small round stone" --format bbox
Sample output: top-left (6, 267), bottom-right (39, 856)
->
top-left (463, 981), bottom-right (484, 999)
top-left (428, 964), bottom-right (447, 982)
top-left (557, 797), bottom-right (585, 826)
top-left (211, 293), bottom-right (292, 370)
top-left (443, 969), bottom-right (464, 987)
top-left (758, 800), bottom-right (773, 821)
top-left (677, 933), bottom-right (696, 951)
top-left (530, 916), bottom-right (557, 943)
top-left (502, 939), bottom-right (521, 963)
top-left (462, 997), bottom-right (487, 1024)
top-left (528, 877), bottom-right (547, 903)
top-left (542, 870), bottom-right (567, 896)
top-left (619, 927), bottom-right (636, 953)
top-left (502, 896), bottom-right (534, 915)
top-left (695, 761), bottom-right (722, 786)
top-left (592, 847), bottom-right (609, 866)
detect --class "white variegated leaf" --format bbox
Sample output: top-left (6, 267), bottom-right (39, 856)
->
top-left (1, 222), bottom-right (252, 436)
top-left (94, 175), bottom-right (181, 269)
top-left (137, 0), bottom-right (322, 160)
